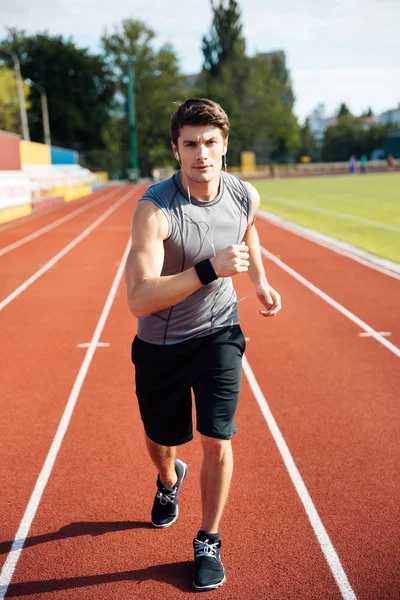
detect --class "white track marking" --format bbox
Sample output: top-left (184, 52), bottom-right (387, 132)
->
top-left (243, 357), bottom-right (357, 600)
top-left (257, 210), bottom-right (400, 280)
top-left (77, 342), bottom-right (110, 347)
top-left (359, 332), bottom-right (391, 337)
top-left (0, 187), bottom-right (120, 258)
top-left (261, 247), bottom-right (400, 359)
top-left (0, 187), bottom-right (135, 313)
top-left (0, 238), bottom-right (132, 598)
top-left (264, 194), bottom-right (400, 233)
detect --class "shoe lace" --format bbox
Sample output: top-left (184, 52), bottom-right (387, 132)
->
top-left (194, 539), bottom-right (219, 558)
top-left (156, 489), bottom-right (177, 506)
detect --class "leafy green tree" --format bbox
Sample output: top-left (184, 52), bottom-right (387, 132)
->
top-left (322, 119), bottom-right (362, 161)
top-left (239, 53), bottom-right (299, 162)
top-left (321, 119), bottom-right (398, 161)
top-left (101, 20), bottom-right (184, 175)
top-left (362, 107), bottom-right (374, 117)
top-left (199, 1), bottom-right (299, 164)
top-left (0, 28), bottom-right (115, 150)
top-left (202, 0), bottom-right (245, 77)
top-left (0, 65), bottom-right (30, 133)
top-left (337, 103), bottom-right (352, 119)
top-left (297, 118), bottom-right (320, 162)
top-left (198, 0), bottom-right (249, 164)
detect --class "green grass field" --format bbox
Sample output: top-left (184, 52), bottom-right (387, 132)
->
top-left (249, 172), bottom-right (400, 264)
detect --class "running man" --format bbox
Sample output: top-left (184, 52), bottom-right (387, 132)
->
top-left (124, 98), bottom-right (281, 591)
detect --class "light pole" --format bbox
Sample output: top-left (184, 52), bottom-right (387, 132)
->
top-left (25, 78), bottom-right (51, 146)
top-left (10, 53), bottom-right (30, 141)
top-left (127, 59), bottom-right (139, 179)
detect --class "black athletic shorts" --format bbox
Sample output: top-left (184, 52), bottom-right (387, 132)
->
top-left (131, 324), bottom-right (246, 446)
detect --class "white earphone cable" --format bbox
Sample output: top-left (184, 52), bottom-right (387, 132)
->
top-left (178, 160), bottom-right (254, 305)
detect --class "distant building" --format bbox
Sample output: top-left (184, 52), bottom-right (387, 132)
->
top-left (361, 116), bottom-right (381, 130)
top-left (307, 104), bottom-right (336, 143)
top-left (380, 104), bottom-right (400, 127)
top-left (306, 102), bottom-right (400, 143)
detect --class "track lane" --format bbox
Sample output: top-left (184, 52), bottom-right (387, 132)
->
top-left (234, 251), bottom-right (399, 600)
top-left (0, 187), bottom-right (121, 258)
top-left (0, 187), bottom-right (116, 244)
top-left (0, 187), bottom-right (143, 576)
top-left (0, 187), bottom-right (132, 303)
top-left (2, 194), bottom-right (399, 598)
top-left (254, 217), bottom-right (400, 346)
top-left (2, 260), bottom-right (345, 600)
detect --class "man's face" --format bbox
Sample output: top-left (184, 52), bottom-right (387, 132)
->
top-left (172, 125), bottom-right (228, 183)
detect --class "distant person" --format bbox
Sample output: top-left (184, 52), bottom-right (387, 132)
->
top-left (360, 155), bottom-right (367, 173)
top-left (387, 154), bottom-right (395, 170)
top-left (124, 98), bottom-right (281, 592)
top-left (269, 163), bottom-right (275, 178)
top-left (348, 155), bottom-right (356, 174)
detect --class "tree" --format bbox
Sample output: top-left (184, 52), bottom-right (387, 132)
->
top-left (362, 107), bottom-right (374, 117)
top-left (321, 119), bottom-right (398, 161)
top-left (239, 52), bottom-right (299, 162)
top-left (337, 103), bottom-right (352, 119)
top-left (0, 65), bottom-right (30, 133)
top-left (101, 19), bottom-right (184, 175)
top-left (297, 118), bottom-right (319, 162)
top-left (198, 1), bottom-right (299, 164)
top-left (202, 0), bottom-right (245, 77)
top-left (0, 28), bottom-right (115, 150)
top-left (197, 0), bottom-right (250, 164)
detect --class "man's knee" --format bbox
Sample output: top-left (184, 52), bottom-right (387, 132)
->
top-left (201, 435), bottom-right (231, 462)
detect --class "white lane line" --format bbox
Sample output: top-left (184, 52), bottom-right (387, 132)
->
top-left (0, 187), bottom-right (120, 258)
top-left (243, 357), bottom-right (357, 600)
top-left (359, 332), bottom-right (391, 338)
top-left (257, 210), bottom-right (400, 280)
top-left (0, 187), bottom-right (135, 313)
top-left (264, 194), bottom-right (400, 233)
top-left (0, 238), bottom-right (132, 599)
top-left (261, 246), bottom-right (400, 359)
top-left (77, 342), bottom-right (110, 348)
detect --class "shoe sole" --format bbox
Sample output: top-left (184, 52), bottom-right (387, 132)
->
top-left (193, 574), bottom-right (226, 591)
top-left (151, 460), bottom-right (188, 529)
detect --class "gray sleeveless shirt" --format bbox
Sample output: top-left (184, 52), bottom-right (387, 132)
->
top-left (137, 171), bottom-right (252, 345)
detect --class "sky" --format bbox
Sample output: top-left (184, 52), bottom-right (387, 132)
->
top-left (1, 0), bottom-right (399, 122)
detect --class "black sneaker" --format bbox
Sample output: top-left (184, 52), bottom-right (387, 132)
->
top-left (193, 534), bottom-right (226, 591)
top-left (151, 459), bottom-right (187, 528)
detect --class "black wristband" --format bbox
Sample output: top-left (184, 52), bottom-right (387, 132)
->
top-left (194, 259), bottom-right (218, 285)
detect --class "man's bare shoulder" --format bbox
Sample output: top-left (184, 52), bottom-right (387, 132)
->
top-left (131, 200), bottom-right (169, 241)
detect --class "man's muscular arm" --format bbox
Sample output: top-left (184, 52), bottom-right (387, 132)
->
top-left (243, 183), bottom-right (282, 317)
top-left (124, 200), bottom-right (250, 318)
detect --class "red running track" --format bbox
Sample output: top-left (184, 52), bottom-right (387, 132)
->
top-left (0, 184), bottom-right (399, 599)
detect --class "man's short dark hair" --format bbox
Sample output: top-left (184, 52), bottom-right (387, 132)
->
top-left (171, 98), bottom-right (230, 147)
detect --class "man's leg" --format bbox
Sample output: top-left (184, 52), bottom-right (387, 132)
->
top-left (146, 435), bottom-right (177, 488)
top-left (192, 435), bottom-right (231, 591)
top-left (199, 435), bottom-right (233, 533)
top-left (146, 435), bottom-right (188, 529)
top-left (191, 325), bottom-right (245, 591)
